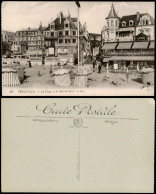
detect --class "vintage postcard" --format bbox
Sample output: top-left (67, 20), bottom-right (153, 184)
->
top-left (1, 98), bottom-right (154, 192)
top-left (1, 1), bottom-right (155, 96)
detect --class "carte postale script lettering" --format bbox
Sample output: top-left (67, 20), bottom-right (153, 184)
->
top-left (36, 103), bottom-right (119, 116)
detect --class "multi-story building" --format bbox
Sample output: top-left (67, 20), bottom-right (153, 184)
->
top-left (101, 4), bottom-right (119, 43)
top-left (44, 12), bottom-right (89, 58)
top-left (101, 4), bottom-right (155, 43)
top-left (13, 22), bottom-right (46, 55)
top-left (12, 12), bottom-right (90, 62)
top-left (2, 30), bottom-right (15, 52)
top-left (101, 4), bottom-right (155, 69)
top-left (2, 30), bottom-right (15, 43)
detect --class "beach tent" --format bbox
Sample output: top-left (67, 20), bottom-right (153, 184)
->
top-left (53, 68), bottom-right (71, 86)
top-left (2, 67), bottom-right (20, 87)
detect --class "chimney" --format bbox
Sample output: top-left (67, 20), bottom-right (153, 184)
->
top-left (59, 12), bottom-right (63, 23)
top-left (137, 12), bottom-right (140, 20)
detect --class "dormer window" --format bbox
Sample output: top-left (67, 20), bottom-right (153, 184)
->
top-left (129, 20), bottom-right (134, 26)
top-left (145, 20), bottom-right (149, 25)
top-left (51, 24), bottom-right (55, 29)
top-left (140, 15), bottom-right (150, 26)
top-left (122, 21), bottom-right (126, 27)
top-left (64, 19), bottom-right (69, 28)
top-left (65, 23), bottom-right (69, 28)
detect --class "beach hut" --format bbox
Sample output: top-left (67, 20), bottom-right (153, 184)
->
top-left (74, 66), bottom-right (92, 87)
top-left (141, 68), bottom-right (154, 85)
top-left (53, 68), bottom-right (71, 86)
top-left (2, 67), bottom-right (20, 87)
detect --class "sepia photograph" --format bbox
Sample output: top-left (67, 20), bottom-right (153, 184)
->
top-left (1, 1), bottom-right (155, 96)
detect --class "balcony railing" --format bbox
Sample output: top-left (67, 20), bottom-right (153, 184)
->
top-left (103, 51), bottom-right (154, 56)
top-left (55, 43), bottom-right (77, 47)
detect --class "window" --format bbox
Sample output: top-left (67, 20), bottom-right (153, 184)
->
top-left (116, 20), bottom-right (118, 27)
top-left (65, 23), bottom-right (68, 28)
top-left (51, 24), bottom-right (55, 29)
top-left (146, 20), bottom-right (149, 25)
top-left (129, 20), bottom-right (134, 26)
top-left (107, 32), bottom-right (109, 38)
top-left (107, 21), bottom-right (109, 27)
top-left (46, 32), bottom-right (51, 37)
top-left (59, 39), bottom-right (63, 43)
top-left (65, 31), bottom-right (69, 35)
top-left (73, 31), bottom-right (76, 35)
top-left (51, 32), bottom-right (54, 36)
top-left (59, 31), bottom-right (63, 36)
top-left (111, 20), bottom-right (114, 26)
top-left (122, 21), bottom-right (126, 27)
top-left (73, 39), bottom-right (76, 43)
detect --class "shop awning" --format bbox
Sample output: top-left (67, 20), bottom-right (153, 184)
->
top-left (102, 43), bottom-right (117, 50)
top-left (149, 41), bottom-right (154, 49)
top-left (109, 56), bottom-right (154, 61)
top-left (132, 41), bottom-right (149, 49)
top-left (103, 58), bottom-right (110, 62)
top-left (116, 42), bottom-right (133, 49)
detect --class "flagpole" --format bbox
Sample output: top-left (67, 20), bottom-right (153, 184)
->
top-left (77, 5), bottom-right (80, 69)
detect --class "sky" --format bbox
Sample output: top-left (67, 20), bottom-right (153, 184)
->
top-left (2, 1), bottom-right (155, 33)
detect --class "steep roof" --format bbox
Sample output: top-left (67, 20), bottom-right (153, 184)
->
top-left (119, 13), bottom-right (155, 28)
top-left (54, 16), bottom-right (78, 30)
top-left (106, 4), bottom-right (118, 19)
top-left (18, 28), bottom-right (39, 32)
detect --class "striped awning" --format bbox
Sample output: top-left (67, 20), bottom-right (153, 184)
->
top-left (109, 56), bottom-right (154, 61)
top-left (116, 42), bottom-right (133, 49)
top-left (149, 41), bottom-right (154, 49)
top-left (132, 41), bottom-right (149, 49)
top-left (102, 43), bottom-right (117, 50)
top-left (103, 58), bottom-right (110, 62)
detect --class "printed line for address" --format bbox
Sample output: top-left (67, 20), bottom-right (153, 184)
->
top-left (84, 117), bottom-right (138, 120)
top-left (16, 116), bottom-right (138, 120)
top-left (16, 116), bottom-right (73, 119)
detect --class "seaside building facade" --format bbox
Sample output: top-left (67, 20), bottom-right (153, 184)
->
top-left (101, 4), bottom-right (155, 69)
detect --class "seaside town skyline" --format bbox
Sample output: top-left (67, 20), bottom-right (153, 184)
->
top-left (2, 1), bottom-right (155, 33)
top-left (2, 1), bottom-right (155, 96)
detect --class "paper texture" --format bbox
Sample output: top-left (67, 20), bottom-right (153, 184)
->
top-left (1, 98), bottom-right (154, 192)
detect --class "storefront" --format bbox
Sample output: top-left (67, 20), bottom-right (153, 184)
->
top-left (102, 39), bottom-right (154, 70)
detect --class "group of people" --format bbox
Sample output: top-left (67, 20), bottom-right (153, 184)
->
top-left (93, 58), bottom-right (102, 73)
